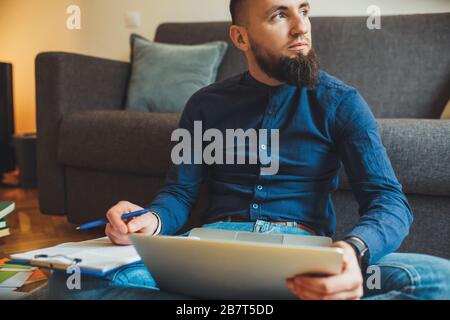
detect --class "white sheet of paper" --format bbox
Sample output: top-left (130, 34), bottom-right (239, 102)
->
top-left (0, 271), bottom-right (33, 288)
top-left (10, 237), bottom-right (141, 273)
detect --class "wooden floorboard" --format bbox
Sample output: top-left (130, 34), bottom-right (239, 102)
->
top-left (0, 171), bottom-right (105, 258)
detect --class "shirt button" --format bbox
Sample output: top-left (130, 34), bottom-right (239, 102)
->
top-left (252, 203), bottom-right (259, 209)
top-left (261, 144), bottom-right (267, 150)
top-left (257, 185), bottom-right (263, 190)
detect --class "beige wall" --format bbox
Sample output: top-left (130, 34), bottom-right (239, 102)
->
top-left (0, 0), bottom-right (82, 134)
top-left (1, 0), bottom-right (449, 133)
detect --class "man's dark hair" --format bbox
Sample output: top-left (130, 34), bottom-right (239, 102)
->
top-left (230, 0), bottom-right (247, 25)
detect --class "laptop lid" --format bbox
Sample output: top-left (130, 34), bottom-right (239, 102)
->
top-left (130, 232), bottom-right (343, 300)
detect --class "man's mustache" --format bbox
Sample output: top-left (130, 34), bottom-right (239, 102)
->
top-left (286, 38), bottom-right (311, 49)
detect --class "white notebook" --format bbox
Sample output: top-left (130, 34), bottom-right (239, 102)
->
top-left (10, 237), bottom-right (141, 276)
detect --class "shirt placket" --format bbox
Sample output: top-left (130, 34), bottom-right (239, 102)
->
top-left (249, 89), bottom-right (279, 220)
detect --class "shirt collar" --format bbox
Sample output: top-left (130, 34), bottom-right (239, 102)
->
top-left (241, 70), bottom-right (297, 96)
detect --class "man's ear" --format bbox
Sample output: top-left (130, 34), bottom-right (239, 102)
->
top-left (229, 25), bottom-right (249, 52)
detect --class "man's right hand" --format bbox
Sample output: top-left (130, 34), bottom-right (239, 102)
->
top-left (105, 201), bottom-right (160, 245)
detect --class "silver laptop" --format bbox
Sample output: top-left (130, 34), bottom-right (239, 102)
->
top-left (130, 228), bottom-right (343, 300)
top-left (187, 227), bottom-right (332, 246)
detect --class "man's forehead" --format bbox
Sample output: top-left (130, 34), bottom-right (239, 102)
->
top-left (255, 0), bottom-right (310, 14)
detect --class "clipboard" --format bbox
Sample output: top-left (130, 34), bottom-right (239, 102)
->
top-left (9, 237), bottom-right (141, 277)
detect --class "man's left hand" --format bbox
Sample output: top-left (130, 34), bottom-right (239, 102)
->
top-left (286, 241), bottom-right (364, 300)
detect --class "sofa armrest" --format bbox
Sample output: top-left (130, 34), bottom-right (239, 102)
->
top-left (338, 119), bottom-right (450, 197)
top-left (35, 52), bottom-right (131, 215)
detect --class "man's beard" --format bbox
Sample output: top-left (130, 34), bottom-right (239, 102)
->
top-left (250, 41), bottom-right (320, 89)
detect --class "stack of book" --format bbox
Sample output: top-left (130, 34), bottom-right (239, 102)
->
top-left (0, 201), bottom-right (14, 238)
top-left (0, 258), bottom-right (47, 300)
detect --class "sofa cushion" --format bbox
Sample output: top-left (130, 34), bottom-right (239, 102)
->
top-left (59, 113), bottom-right (450, 198)
top-left (338, 119), bottom-right (450, 197)
top-left (125, 34), bottom-right (227, 113)
top-left (58, 111), bottom-right (180, 176)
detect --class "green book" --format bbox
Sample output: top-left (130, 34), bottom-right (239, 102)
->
top-left (1, 263), bottom-right (34, 270)
top-left (0, 219), bottom-right (6, 229)
top-left (0, 201), bottom-right (15, 220)
top-left (0, 271), bottom-right (17, 284)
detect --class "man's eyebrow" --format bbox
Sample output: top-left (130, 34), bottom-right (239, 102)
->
top-left (301, 2), bottom-right (310, 9)
top-left (265, 2), bottom-right (310, 16)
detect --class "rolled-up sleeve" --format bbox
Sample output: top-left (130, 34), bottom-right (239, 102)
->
top-left (335, 90), bottom-right (414, 264)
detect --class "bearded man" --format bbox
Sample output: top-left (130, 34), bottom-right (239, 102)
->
top-left (48, 0), bottom-right (450, 300)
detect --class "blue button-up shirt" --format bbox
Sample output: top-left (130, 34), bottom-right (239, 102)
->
top-left (148, 70), bottom-right (413, 264)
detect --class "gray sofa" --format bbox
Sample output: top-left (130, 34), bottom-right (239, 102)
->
top-left (36, 14), bottom-right (450, 259)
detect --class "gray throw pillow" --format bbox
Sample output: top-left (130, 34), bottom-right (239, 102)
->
top-left (125, 34), bottom-right (228, 113)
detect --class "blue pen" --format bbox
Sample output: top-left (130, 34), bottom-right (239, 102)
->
top-left (76, 208), bottom-right (151, 230)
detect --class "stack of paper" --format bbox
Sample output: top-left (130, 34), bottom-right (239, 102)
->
top-left (0, 258), bottom-right (47, 300)
top-left (0, 201), bottom-right (15, 238)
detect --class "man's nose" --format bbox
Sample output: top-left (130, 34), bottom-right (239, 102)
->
top-left (290, 14), bottom-right (309, 37)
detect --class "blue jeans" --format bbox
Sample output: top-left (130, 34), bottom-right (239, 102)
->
top-left (47, 220), bottom-right (450, 300)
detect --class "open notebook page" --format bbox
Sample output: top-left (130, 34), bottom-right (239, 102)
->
top-left (10, 237), bottom-right (141, 274)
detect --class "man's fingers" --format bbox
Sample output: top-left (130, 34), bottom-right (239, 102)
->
top-left (106, 207), bottom-right (129, 234)
top-left (287, 241), bottom-right (364, 300)
top-left (287, 279), bottom-right (319, 300)
top-left (104, 201), bottom-right (149, 244)
top-left (106, 223), bottom-right (131, 245)
top-left (109, 231), bottom-right (131, 245)
top-left (127, 213), bottom-right (155, 233)
top-left (293, 272), bottom-right (362, 295)
top-left (293, 283), bottom-right (363, 300)
top-left (287, 279), bottom-right (363, 300)
top-left (294, 286), bottom-right (363, 300)
top-left (322, 287), bottom-right (363, 300)
top-left (291, 286), bottom-right (318, 300)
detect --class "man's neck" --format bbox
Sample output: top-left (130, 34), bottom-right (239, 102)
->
top-left (248, 62), bottom-right (284, 87)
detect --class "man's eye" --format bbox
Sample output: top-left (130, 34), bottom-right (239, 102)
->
top-left (300, 9), bottom-right (309, 17)
top-left (271, 12), bottom-right (286, 21)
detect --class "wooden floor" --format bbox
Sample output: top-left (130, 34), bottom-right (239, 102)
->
top-left (0, 170), bottom-right (104, 258)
